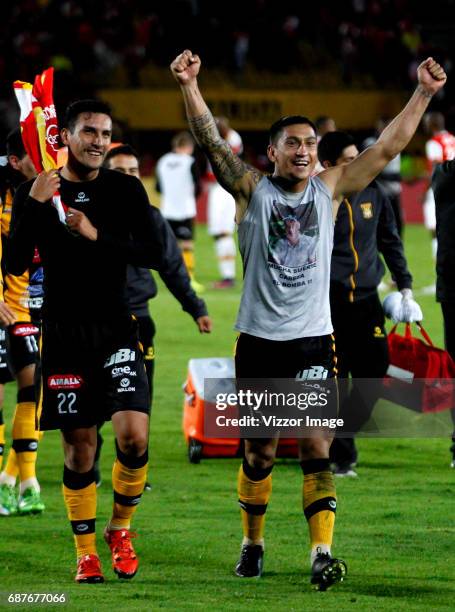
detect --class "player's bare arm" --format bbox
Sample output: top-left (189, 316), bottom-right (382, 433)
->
top-left (0, 301), bottom-right (17, 326)
top-left (320, 58), bottom-right (447, 203)
top-left (171, 50), bottom-right (262, 221)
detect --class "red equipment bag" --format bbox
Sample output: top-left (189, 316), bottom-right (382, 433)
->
top-left (383, 322), bottom-right (455, 413)
top-left (182, 358), bottom-right (298, 463)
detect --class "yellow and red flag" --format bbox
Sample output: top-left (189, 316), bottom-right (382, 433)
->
top-left (13, 67), bottom-right (67, 222)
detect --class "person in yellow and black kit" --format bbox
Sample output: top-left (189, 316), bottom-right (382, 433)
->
top-left (7, 100), bottom-right (205, 584)
top-left (0, 129), bottom-right (44, 516)
top-left (318, 131), bottom-right (414, 476)
top-left (93, 144), bottom-right (210, 488)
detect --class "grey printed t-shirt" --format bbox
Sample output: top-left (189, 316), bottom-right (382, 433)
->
top-left (235, 175), bottom-right (334, 341)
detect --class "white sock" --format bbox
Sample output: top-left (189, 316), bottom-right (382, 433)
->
top-left (19, 477), bottom-right (40, 495)
top-left (310, 544), bottom-right (331, 565)
top-left (215, 236), bottom-right (236, 280)
top-left (106, 521), bottom-right (130, 532)
top-left (242, 536), bottom-right (264, 549)
top-left (431, 238), bottom-right (438, 260)
top-left (0, 472), bottom-right (16, 487)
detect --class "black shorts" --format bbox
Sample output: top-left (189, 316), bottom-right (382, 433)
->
top-left (235, 333), bottom-right (338, 437)
top-left (39, 317), bottom-right (150, 431)
top-left (235, 333), bottom-right (337, 379)
top-left (7, 321), bottom-right (40, 376)
top-left (0, 329), bottom-right (14, 384)
top-left (167, 218), bottom-right (194, 241)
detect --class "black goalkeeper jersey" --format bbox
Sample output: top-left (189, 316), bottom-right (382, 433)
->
top-left (7, 168), bottom-right (165, 321)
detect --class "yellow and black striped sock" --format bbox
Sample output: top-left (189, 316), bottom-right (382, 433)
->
top-left (109, 440), bottom-right (148, 530)
top-left (301, 459), bottom-right (336, 554)
top-left (0, 410), bottom-right (4, 471)
top-left (182, 249), bottom-right (195, 278)
top-left (11, 387), bottom-right (38, 484)
top-left (237, 458), bottom-right (273, 545)
top-left (62, 465), bottom-right (97, 559)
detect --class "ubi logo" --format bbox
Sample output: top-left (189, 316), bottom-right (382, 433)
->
top-left (104, 349), bottom-right (136, 368)
top-left (120, 378), bottom-right (130, 388)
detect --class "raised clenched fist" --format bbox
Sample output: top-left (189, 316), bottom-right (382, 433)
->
top-left (417, 57), bottom-right (447, 96)
top-left (170, 50), bottom-right (201, 86)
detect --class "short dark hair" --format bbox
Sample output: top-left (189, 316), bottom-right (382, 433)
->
top-left (315, 115), bottom-right (332, 130)
top-left (6, 128), bottom-right (26, 159)
top-left (104, 144), bottom-right (139, 167)
top-left (64, 99), bottom-right (112, 133)
top-left (269, 115), bottom-right (317, 144)
top-left (318, 131), bottom-right (355, 167)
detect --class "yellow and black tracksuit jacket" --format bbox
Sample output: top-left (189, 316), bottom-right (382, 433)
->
top-left (330, 180), bottom-right (412, 303)
top-left (1, 180), bottom-right (43, 323)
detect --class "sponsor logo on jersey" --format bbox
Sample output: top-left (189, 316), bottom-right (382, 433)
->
top-left (30, 267), bottom-right (44, 283)
top-left (120, 378), bottom-right (130, 388)
top-left (75, 191), bottom-right (90, 203)
top-left (111, 365), bottom-right (137, 378)
top-left (48, 374), bottom-right (83, 389)
top-left (374, 326), bottom-right (385, 338)
top-left (360, 202), bottom-right (373, 219)
top-left (28, 297), bottom-right (44, 309)
top-left (104, 349), bottom-right (136, 368)
top-left (296, 366), bottom-right (329, 381)
top-left (117, 385), bottom-right (136, 394)
top-left (32, 248), bottom-right (41, 264)
top-left (12, 324), bottom-right (39, 337)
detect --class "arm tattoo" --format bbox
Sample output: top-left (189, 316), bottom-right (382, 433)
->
top-left (189, 111), bottom-right (262, 194)
top-left (416, 84), bottom-right (433, 99)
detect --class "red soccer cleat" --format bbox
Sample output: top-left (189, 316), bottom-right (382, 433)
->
top-left (104, 528), bottom-right (138, 579)
top-left (75, 554), bottom-right (104, 584)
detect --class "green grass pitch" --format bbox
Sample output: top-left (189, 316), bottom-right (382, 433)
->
top-left (0, 224), bottom-right (454, 611)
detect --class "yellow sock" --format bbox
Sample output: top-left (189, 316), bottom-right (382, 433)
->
top-left (302, 459), bottom-right (336, 550)
top-left (3, 448), bottom-right (19, 479)
top-left (0, 421), bottom-right (4, 471)
top-left (237, 460), bottom-right (272, 544)
top-left (182, 249), bottom-right (195, 277)
top-left (63, 466), bottom-right (97, 558)
top-left (110, 444), bottom-right (148, 530)
top-left (12, 398), bottom-right (38, 482)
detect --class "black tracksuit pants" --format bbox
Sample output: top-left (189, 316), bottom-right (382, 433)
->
top-left (329, 291), bottom-right (389, 466)
top-left (440, 301), bottom-right (455, 441)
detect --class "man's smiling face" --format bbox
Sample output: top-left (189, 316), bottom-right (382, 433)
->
top-left (268, 123), bottom-right (318, 184)
top-left (62, 112), bottom-right (112, 171)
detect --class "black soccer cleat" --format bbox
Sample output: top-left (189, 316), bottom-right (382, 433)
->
top-left (235, 544), bottom-right (264, 578)
top-left (311, 552), bottom-right (347, 591)
top-left (450, 440), bottom-right (455, 468)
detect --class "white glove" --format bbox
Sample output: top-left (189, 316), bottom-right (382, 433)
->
top-left (383, 290), bottom-right (423, 323)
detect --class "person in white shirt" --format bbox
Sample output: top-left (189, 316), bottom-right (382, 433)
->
top-left (156, 131), bottom-right (203, 292)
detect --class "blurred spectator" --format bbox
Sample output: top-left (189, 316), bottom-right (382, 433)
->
top-left (0, 0), bottom-right (453, 140)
